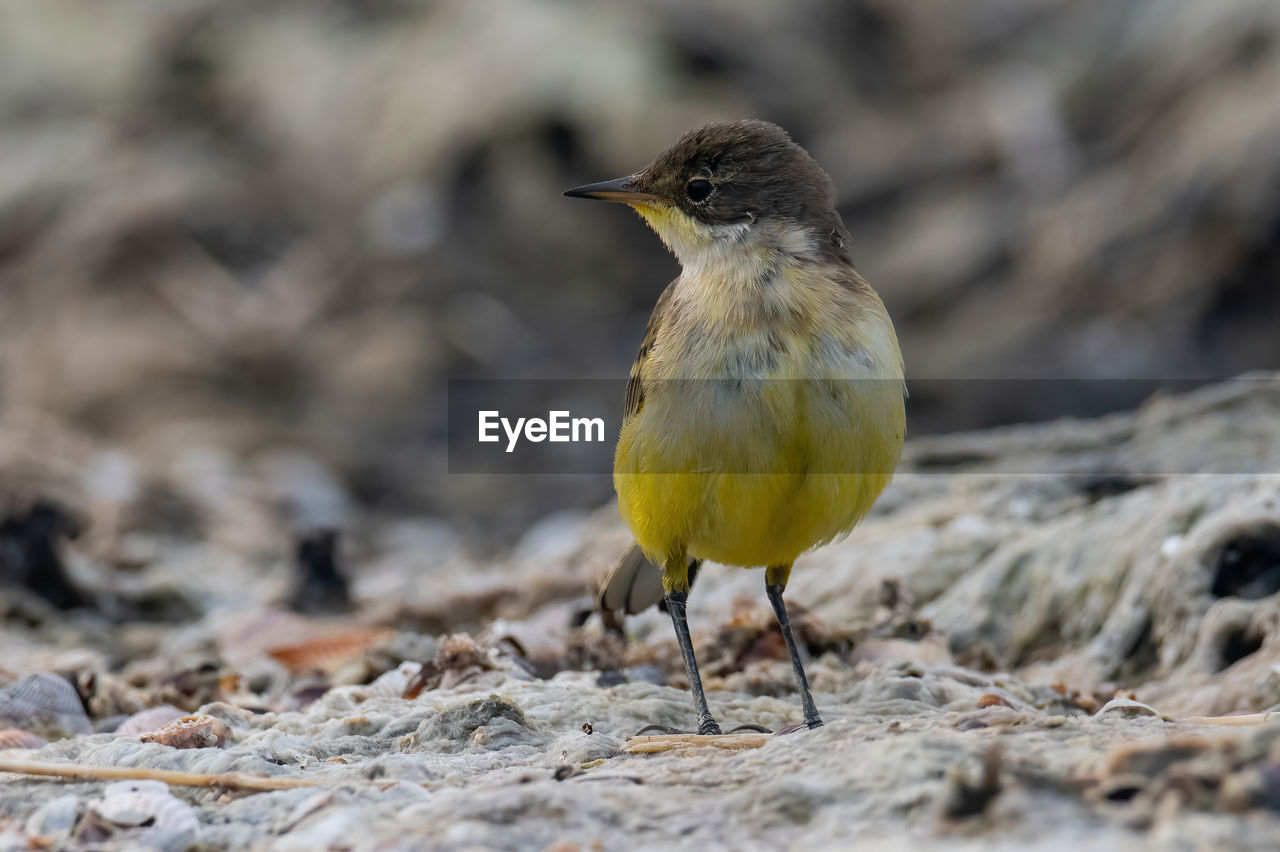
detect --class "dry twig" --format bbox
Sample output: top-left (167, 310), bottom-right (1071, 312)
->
top-left (0, 759), bottom-right (317, 793)
top-left (1186, 713), bottom-right (1278, 727)
top-left (624, 732), bottom-right (771, 753)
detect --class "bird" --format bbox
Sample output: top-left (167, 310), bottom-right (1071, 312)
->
top-left (564, 120), bottom-right (905, 734)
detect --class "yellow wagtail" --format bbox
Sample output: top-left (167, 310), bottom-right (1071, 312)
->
top-left (565, 120), bottom-right (905, 733)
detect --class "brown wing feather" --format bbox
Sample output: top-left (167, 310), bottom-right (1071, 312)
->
top-left (623, 277), bottom-right (678, 422)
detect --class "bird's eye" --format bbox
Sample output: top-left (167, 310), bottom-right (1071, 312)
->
top-left (687, 179), bottom-right (713, 203)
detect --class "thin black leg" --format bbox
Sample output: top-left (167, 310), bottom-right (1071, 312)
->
top-left (766, 582), bottom-right (823, 729)
top-left (664, 589), bottom-right (722, 735)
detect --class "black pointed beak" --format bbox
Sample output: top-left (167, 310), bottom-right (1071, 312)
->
top-left (563, 176), bottom-right (666, 204)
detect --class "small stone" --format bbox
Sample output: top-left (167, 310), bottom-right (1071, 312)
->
top-left (139, 715), bottom-right (230, 749)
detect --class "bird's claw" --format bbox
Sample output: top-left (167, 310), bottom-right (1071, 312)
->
top-left (633, 724), bottom-right (685, 736)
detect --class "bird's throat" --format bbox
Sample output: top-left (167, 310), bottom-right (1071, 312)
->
top-left (631, 202), bottom-right (822, 326)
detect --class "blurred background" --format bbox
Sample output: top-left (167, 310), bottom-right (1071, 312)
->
top-left (1, 0), bottom-right (1279, 550)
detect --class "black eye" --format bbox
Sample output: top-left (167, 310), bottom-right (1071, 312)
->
top-left (687, 179), bottom-right (713, 202)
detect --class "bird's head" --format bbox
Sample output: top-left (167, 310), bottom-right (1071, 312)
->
top-left (565, 120), bottom-right (847, 268)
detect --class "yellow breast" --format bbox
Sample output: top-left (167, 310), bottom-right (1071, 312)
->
top-left (614, 261), bottom-right (905, 569)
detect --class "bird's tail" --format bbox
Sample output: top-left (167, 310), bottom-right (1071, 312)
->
top-left (598, 541), bottom-right (699, 616)
top-left (599, 542), bottom-right (664, 615)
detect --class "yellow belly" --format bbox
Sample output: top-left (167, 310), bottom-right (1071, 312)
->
top-left (614, 376), bottom-right (904, 568)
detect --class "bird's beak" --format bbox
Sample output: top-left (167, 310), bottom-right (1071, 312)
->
top-left (563, 176), bottom-right (667, 204)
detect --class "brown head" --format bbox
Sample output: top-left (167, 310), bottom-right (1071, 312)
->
top-left (565, 120), bottom-right (849, 266)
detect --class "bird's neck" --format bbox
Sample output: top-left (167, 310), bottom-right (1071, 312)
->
top-left (675, 228), bottom-right (835, 331)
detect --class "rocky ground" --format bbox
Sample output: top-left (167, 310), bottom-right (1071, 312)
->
top-left (3, 377), bottom-right (1280, 850)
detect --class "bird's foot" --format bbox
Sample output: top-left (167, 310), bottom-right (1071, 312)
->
top-left (632, 720), bottom-right (727, 736)
top-left (775, 719), bottom-right (824, 736)
top-left (697, 719), bottom-right (723, 736)
top-left (634, 724), bottom-right (684, 736)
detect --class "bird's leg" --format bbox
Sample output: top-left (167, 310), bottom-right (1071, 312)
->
top-left (766, 564), bottom-right (823, 729)
top-left (664, 556), bottom-right (721, 735)
top-left (666, 591), bottom-right (721, 734)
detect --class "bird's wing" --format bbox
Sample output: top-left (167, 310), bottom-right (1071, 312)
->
top-left (623, 277), bottom-right (679, 423)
